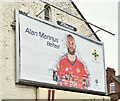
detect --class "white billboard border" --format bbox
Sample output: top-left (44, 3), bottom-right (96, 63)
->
top-left (15, 9), bottom-right (107, 95)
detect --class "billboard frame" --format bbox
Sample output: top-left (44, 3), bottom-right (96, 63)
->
top-left (15, 9), bottom-right (107, 95)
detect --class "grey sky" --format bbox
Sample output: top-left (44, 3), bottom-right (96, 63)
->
top-left (73, 0), bottom-right (118, 75)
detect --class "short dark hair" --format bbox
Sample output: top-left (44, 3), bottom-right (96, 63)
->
top-left (67, 34), bottom-right (73, 38)
top-left (67, 34), bottom-right (75, 41)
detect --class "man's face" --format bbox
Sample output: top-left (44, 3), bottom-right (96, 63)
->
top-left (66, 36), bottom-right (76, 55)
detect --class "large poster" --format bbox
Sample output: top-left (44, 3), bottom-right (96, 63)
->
top-left (15, 10), bottom-right (106, 94)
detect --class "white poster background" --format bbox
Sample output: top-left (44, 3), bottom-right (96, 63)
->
top-left (18, 13), bottom-right (105, 93)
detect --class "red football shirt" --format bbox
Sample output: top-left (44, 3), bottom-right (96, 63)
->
top-left (56, 55), bottom-right (89, 89)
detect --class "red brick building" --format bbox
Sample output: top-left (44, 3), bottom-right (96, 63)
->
top-left (106, 67), bottom-right (120, 101)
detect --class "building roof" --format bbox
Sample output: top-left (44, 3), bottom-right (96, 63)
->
top-left (106, 67), bottom-right (115, 72)
top-left (112, 75), bottom-right (120, 83)
top-left (71, 1), bottom-right (101, 41)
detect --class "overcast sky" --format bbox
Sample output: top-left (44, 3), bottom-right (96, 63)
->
top-left (72, 0), bottom-right (118, 75)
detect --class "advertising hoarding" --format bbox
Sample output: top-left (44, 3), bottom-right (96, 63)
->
top-left (15, 9), bottom-right (106, 94)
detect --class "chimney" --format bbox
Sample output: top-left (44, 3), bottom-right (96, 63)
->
top-left (106, 67), bottom-right (116, 93)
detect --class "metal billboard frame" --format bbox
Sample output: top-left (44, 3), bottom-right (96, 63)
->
top-left (15, 9), bottom-right (107, 95)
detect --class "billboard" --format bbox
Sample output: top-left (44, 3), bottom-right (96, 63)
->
top-left (15, 9), bottom-right (106, 94)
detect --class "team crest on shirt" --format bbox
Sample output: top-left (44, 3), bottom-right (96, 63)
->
top-left (76, 68), bottom-right (80, 73)
top-left (65, 68), bottom-right (68, 71)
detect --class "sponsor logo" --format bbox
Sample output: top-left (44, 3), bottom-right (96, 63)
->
top-left (92, 49), bottom-right (99, 60)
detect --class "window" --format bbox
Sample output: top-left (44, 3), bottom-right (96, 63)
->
top-left (44, 5), bottom-right (51, 21)
top-left (110, 82), bottom-right (115, 93)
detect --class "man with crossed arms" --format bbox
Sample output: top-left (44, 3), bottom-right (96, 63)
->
top-left (56, 34), bottom-right (89, 89)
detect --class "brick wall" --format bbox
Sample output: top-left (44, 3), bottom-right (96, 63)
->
top-left (106, 67), bottom-right (115, 93)
top-left (106, 67), bottom-right (120, 101)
